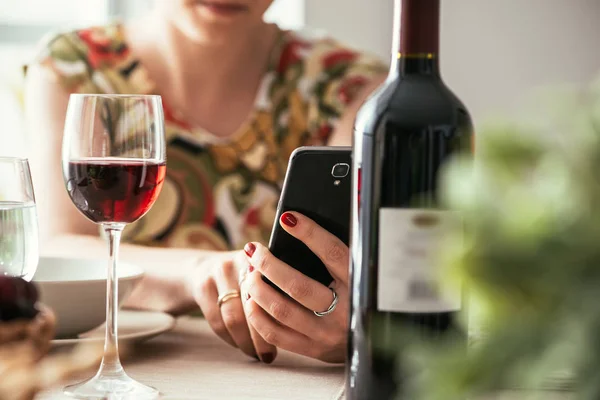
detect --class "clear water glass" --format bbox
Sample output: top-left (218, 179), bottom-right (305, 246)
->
top-left (0, 157), bottom-right (39, 281)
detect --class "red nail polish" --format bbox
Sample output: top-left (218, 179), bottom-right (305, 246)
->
top-left (280, 212), bottom-right (297, 228)
top-left (248, 265), bottom-right (254, 273)
top-left (261, 352), bottom-right (275, 364)
top-left (244, 243), bottom-right (256, 257)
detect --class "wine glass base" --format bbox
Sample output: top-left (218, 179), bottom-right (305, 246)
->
top-left (64, 372), bottom-right (160, 399)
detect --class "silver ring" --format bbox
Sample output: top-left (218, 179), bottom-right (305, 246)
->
top-left (314, 288), bottom-right (339, 317)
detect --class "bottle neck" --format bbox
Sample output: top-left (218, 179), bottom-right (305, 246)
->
top-left (389, 0), bottom-right (441, 77)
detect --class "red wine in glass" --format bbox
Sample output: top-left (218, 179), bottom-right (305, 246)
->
top-left (62, 94), bottom-right (166, 399)
top-left (65, 159), bottom-right (166, 224)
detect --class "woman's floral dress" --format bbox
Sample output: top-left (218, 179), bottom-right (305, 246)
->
top-left (36, 23), bottom-right (386, 250)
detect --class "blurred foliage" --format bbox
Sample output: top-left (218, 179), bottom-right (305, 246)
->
top-left (401, 75), bottom-right (600, 400)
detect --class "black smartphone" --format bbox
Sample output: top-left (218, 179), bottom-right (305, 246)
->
top-left (267, 146), bottom-right (352, 289)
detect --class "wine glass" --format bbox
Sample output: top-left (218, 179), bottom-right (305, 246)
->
top-left (62, 94), bottom-right (166, 398)
top-left (0, 157), bottom-right (39, 281)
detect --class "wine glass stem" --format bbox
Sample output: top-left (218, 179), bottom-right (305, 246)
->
top-left (99, 223), bottom-right (126, 377)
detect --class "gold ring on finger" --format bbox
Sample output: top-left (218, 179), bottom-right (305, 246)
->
top-left (217, 290), bottom-right (241, 307)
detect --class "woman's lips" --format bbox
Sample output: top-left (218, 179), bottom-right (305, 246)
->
top-left (196, 1), bottom-right (249, 16)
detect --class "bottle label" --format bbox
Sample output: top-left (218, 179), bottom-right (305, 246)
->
top-left (377, 208), bottom-right (461, 313)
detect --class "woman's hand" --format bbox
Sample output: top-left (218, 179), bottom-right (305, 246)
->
top-left (188, 251), bottom-right (278, 363)
top-left (240, 211), bottom-right (349, 364)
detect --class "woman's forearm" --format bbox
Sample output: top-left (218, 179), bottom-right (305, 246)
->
top-left (41, 234), bottom-right (215, 315)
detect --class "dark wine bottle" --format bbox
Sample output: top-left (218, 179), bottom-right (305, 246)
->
top-left (347, 0), bottom-right (473, 399)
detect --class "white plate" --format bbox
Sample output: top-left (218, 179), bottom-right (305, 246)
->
top-left (51, 310), bottom-right (176, 347)
top-left (35, 256), bottom-right (145, 338)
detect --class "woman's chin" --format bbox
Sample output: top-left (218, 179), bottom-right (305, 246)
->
top-left (192, 1), bottom-right (250, 21)
top-left (178, 22), bottom-right (243, 46)
top-left (177, 10), bottom-right (263, 44)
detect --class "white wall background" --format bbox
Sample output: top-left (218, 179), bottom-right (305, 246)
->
top-left (305, 0), bottom-right (600, 122)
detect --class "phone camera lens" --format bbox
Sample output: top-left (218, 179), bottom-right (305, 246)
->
top-left (331, 163), bottom-right (350, 178)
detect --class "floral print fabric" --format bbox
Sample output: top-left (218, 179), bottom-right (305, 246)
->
top-left (36, 23), bottom-right (386, 250)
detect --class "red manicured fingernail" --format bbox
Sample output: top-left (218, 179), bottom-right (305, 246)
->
top-left (280, 212), bottom-right (297, 228)
top-left (244, 243), bottom-right (256, 257)
top-left (261, 352), bottom-right (275, 364)
top-left (248, 265), bottom-right (254, 273)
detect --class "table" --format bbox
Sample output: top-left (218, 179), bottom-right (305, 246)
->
top-left (36, 316), bottom-right (575, 400)
top-left (38, 317), bottom-right (346, 400)
top-left (37, 236), bottom-right (574, 399)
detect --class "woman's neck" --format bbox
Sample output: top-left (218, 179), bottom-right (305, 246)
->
top-left (125, 12), bottom-right (279, 124)
top-left (159, 16), bottom-right (277, 90)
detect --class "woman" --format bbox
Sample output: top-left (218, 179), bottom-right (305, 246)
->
top-left (25, 0), bottom-right (386, 364)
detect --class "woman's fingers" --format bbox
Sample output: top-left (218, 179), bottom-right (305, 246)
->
top-left (244, 297), bottom-right (318, 360)
top-left (214, 260), bottom-right (257, 359)
top-left (247, 320), bottom-right (278, 364)
top-left (244, 242), bottom-right (334, 313)
top-left (238, 264), bottom-right (278, 363)
top-left (278, 212), bottom-right (350, 285)
top-left (242, 270), bottom-right (325, 339)
top-left (190, 275), bottom-right (236, 348)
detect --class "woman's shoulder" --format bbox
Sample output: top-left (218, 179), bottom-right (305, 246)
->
top-left (276, 29), bottom-right (387, 80)
top-left (31, 22), bottom-right (138, 93)
top-left (271, 29), bottom-right (386, 131)
top-left (35, 23), bottom-right (129, 68)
